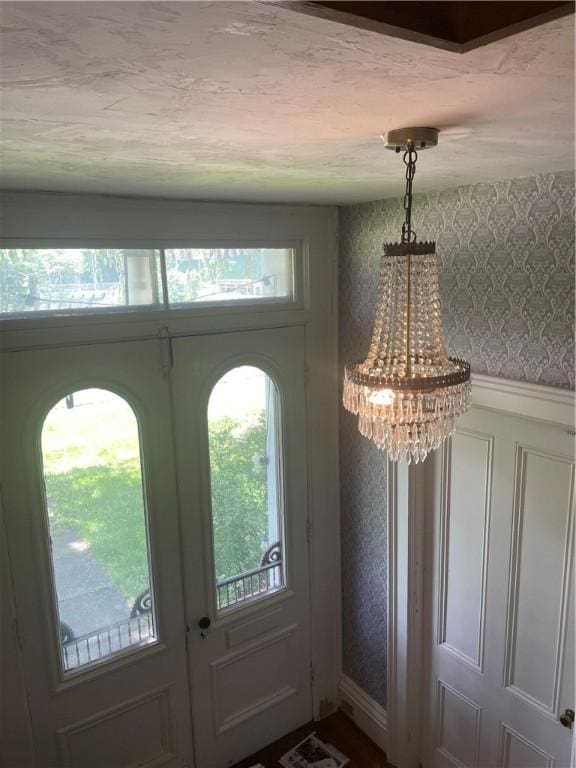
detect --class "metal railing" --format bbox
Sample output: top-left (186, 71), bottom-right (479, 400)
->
top-left (62, 613), bottom-right (155, 672)
top-left (216, 561), bottom-right (283, 610)
top-left (61, 543), bottom-right (283, 669)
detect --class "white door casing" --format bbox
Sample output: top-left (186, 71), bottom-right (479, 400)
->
top-left (1, 341), bottom-right (195, 768)
top-left (171, 326), bottom-right (312, 767)
top-left (422, 387), bottom-right (575, 767)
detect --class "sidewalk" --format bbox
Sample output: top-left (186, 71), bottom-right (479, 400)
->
top-left (52, 527), bottom-right (130, 637)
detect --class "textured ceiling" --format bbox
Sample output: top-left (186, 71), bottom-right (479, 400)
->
top-left (0, 1), bottom-right (574, 204)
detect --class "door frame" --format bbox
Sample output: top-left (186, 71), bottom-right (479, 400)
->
top-left (0, 193), bottom-right (341, 766)
top-left (386, 374), bottom-right (575, 768)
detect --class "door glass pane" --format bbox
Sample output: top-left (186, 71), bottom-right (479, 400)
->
top-left (164, 248), bottom-right (294, 304)
top-left (208, 366), bottom-right (285, 612)
top-left (0, 248), bottom-right (162, 315)
top-left (41, 388), bottom-right (156, 673)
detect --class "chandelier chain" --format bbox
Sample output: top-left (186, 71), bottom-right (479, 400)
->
top-left (401, 142), bottom-right (418, 244)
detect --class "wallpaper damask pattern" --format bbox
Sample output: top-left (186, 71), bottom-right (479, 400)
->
top-left (339, 171), bottom-right (575, 708)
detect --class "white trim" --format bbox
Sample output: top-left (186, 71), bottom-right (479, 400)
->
top-left (386, 462), bottom-right (426, 768)
top-left (338, 675), bottom-right (388, 753)
top-left (307, 208), bottom-right (342, 719)
top-left (472, 374), bottom-right (574, 427)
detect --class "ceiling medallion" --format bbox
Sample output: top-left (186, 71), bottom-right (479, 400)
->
top-left (343, 127), bottom-right (471, 463)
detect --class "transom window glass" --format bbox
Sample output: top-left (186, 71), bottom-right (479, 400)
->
top-left (0, 247), bottom-right (295, 316)
top-left (41, 388), bottom-right (156, 673)
top-left (0, 248), bottom-right (160, 314)
top-left (164, 248), bottom-right (292, 304)
top-left (208, 366), bottom-right (285, 612)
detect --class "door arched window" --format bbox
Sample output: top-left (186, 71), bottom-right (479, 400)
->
top-left (41, 388), bottom-right (156, 672)
top-left (207, 366), bottom-right (285, 612)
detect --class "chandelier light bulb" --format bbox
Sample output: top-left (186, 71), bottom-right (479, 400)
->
top-left (368, 388), bottom-right (395, 406)
top-left (343, 128), bottom-right (471, 464)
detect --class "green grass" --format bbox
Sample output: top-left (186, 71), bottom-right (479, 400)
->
top-left (46, 461), bottom-right (148, 602)
top-left (42, 387), bottom-right (270, 604)
top-left (43, 391), bottom-right (149, 603)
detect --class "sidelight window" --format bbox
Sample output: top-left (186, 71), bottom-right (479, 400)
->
top-left (41, 388), bottom-right (156, 673)
top-left (207, 366), bottom-right (285, 612)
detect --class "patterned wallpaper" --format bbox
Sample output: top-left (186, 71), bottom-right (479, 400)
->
top-left (339, 170), bottom-right (575, 707)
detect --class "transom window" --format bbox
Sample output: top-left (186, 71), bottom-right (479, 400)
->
top-left (0, 247), bottom-right (295, 316)
top-left (41, 388), bottom-right (156, 673)
top-left (207, 366), bottom-right (285, 612)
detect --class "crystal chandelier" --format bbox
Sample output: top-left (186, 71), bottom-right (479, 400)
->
top-left (343, 127), bottom-right (471, 464)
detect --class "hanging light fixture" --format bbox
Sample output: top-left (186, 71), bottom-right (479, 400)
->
top-left (343, 127), bottom-right (471, 463)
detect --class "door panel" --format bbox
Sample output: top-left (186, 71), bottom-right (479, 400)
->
top-left (171, 326), bottom-right (312, 767)
top-left (504, 446), bottom-right (573, 715)
top-left (423, 406), bottom-right (574, 768)
top-left (1, 341), bottom-right (194, 768)
top-left (440, 429), bottom-right (492, 671)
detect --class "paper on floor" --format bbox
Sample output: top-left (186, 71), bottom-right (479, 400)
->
top-left (279, 732), bottom-right (349, 768)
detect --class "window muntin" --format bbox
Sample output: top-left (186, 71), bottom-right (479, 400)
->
top-left (207, 366), bottom-right (285, 612)
top-left (0, 247), bottom-right (295, 316)
top-left (41, 388), bottom-right (156, 673)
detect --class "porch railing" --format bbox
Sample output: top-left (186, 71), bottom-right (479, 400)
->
top-left (61, 543), bottom-right (282, 669)
top-left (216, 560), bottom-right (283, 610)
top-left (62, 612), bottom-right (154, 672)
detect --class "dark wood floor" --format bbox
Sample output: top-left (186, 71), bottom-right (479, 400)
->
top-left (232, 711), bottom-right (393, 768)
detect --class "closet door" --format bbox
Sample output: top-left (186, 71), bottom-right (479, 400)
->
top-left (171, 326), bottom-right (312, 767)
top-left (422, 406), bottom-right (574, 768)
top-left (1, 341), bottom-right (194, 768)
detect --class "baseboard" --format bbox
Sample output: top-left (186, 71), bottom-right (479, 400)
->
top-left (338, 675), bottom-right (388, 753)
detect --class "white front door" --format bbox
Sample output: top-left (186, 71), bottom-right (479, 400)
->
top-left (171, 326), bottom-right (313, 767)
top-left (1, 341), bottom-right (194, 768)
top-left (423, 406), bottom-right (575, 767)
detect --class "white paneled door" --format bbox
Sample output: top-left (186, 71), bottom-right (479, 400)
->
top-left (1, 341), bottom-right (195, 768)
top-left (423, 406), bottom-right (575, 768)
top-left (171, 326), bottom-right (312, 767)
top-left (1, 327), bottom-right (313, 768)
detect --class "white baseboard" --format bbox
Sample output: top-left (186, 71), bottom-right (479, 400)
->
top-left (338, 675), bottom-right (388, 754)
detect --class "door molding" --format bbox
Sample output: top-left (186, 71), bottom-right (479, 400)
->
top-left (386, 375), bottom-right (574, 768)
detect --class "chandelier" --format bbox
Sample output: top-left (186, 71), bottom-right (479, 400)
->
top-left (343, 127), bottom-right (471, 464)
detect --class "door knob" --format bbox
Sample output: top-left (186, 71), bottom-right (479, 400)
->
top-left (198, 616), bottom-right (211, 639)
top-left (560, 708), bottom-right (574, 728)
